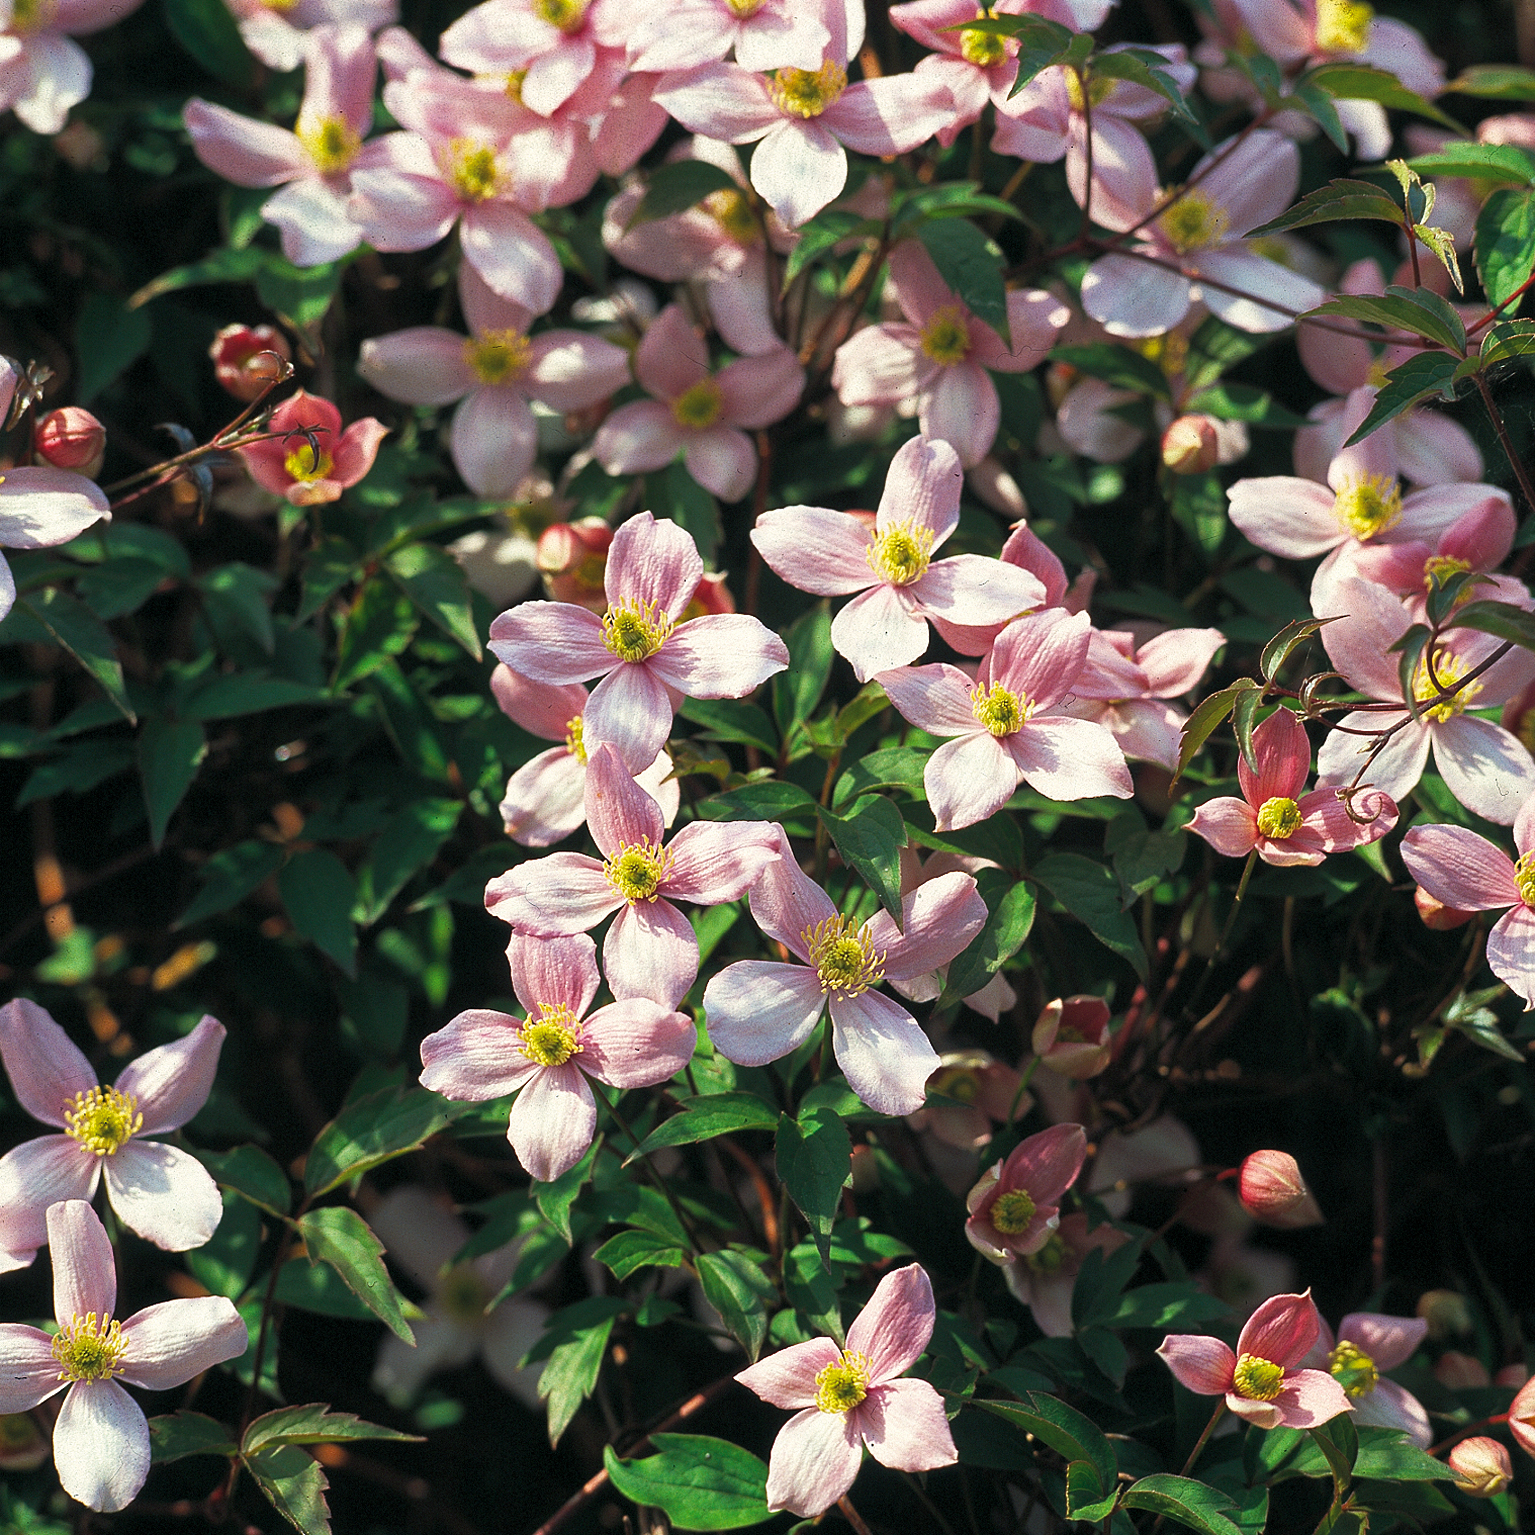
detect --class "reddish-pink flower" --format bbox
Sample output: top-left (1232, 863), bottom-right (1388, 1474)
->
top-left (734, 1264), bottom-right (957, 1517)
top-left (238, 390), bottom-right (387, 506)
top-left (210, 324), bottom-right (292, 402)
top-left (965, 1122), bottom-right (1088, 1262)
top-left (1033, 995), bottom-right (1113, 1079)
top-left (1506, 1374), bottom-right (1535, 1460)
top-left (537, 516), bottom-right (613, 610)
top-left (1157, 1290), bottom-right (1353, 1430)
top-left (909, 1049), bottom-right (1026, 1151)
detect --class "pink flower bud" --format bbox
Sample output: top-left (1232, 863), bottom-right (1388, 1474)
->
top-left (1161, 414), bottom-right (1220, 475)
top-left (33, 407), bottom-right (105, 477)
top-left (1417, 1289), bottom-right (1474, 1339)
top-left (1448, 1436), bottom-right (1512, 1496)
top-left (1414, 885), bottom-right (1474, 930)
top-left (210, 324), bottom-right (292, 402)
top-left (1435, 1350), bottom-right (1490, 1390)
top-left (537, 517), bottom-right (613, 611)
top-left (1511, 1374), bottom-right (1535, 1461)
top-left (1236, 1150), bottom-right (1324, 1228)
top-left (1031, 995), bottom-right (1112, 1079)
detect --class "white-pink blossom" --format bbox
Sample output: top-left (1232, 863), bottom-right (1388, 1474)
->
top-left (0, 465), bottom-right (109, 623)
top-left (0, 0), bottom-right (143, 133)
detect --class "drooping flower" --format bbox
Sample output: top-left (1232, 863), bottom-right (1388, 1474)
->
top-left (752, 436), bottom-right (1047, 683)
top-left (0, 1002), bottom-right (226, 1268)
top-left (1003, 1214), bottom-right (1131, 1336)
top-left (965, 1122), bottom-right (1088, 1262)
top-left (0, 464), bottom-right (110, 622)
top-left (908, 1049), bottom-right (1026, 1151)
top-left (1237, 1150), bottom-right (1324, 1228)
top-left (734, 1264), bottom-right (958, 1517)
top-left (704, 827), bottom-right (986, 1115)
top-left (209, 324), bottom-right (293, 402)
top-left (1302, 1312), bottom-right (1431, 1447)
top-left (487, 510), bottom-right (789, 773)
top-left (485, 742), bottom-right (780, 1007)
top-left (237, 390), bottom-right (388, 507)
top-left (418, 932), bottom-right (694, 1181)
top-left (0, 1200), bottom-right (247, 1511)
top-left (1157, 1290), bottom-right (1353, 1429)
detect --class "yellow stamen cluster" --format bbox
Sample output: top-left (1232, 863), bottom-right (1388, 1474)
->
top-left (1255, 796), bottom-right (1303, 840)
top-left (1327, 1340), bottom-right (1379, 1398)
top-left (520, 1006), bottom-right (583, 1067)
top-left (804, 915), bottom-right (886, 998)
top-left (442, 139), bottom-right (501, 203)
top-left (604, 838), bottom-right (673, 903)
top-left (1333, 473), bottom-right (1403, 540)
top-left (437, 1264), bottom-right (492, 1324)
top-left (726, 0), bottom-right (765, 14)
top-left (672, 378), bottom-right (725, 429)
top-left (867, 520), bottom-right (935, 587)
top-left (1232, 1353), bottom-right (1285, 1401)
top-left (464, 329), bottom-right (532, 386)
top-left (1423, 554), bottom-right (1475, 601)
top-left (959, 9), bottom-right (1006, 67)
top-left (564, 714), bottom-right (587, 764)
top-left (932, 1065), bottom-right (981, 1103)
top-left (1157, 186), bottom-right (1231, 254)
top-left (767, 61), bottom-right (848, 119)
top-left (1026, 1233), bottom-right (1068, 1274)
top-left (52, 1314), bottom-right (127, 1383)
top-left (704, 187), bottom-right (759, 245)
top-left (299, 115), bottom-right (361, 175)
top-left (1313, 0), bottom-right (1373, 52)
top-left (919, 305), bottom-right (971, 366)
top-left (814, 1352), bottom-right (871, 1414)
top-left (602, 597), bottom-right (675, 663)
top-left (532, 0), bottom-right (586, 31)
top-left (62, 1086), bottom-right (142, 1156)
top-left (9, 0), bottom-right (49, 31)
top-left (1412, 651), bottom-right (1480, 724)
top-left (1064, 69), bottom-right (1117, 111)
top-left (989, 1189), bottom-right (1037, 1234)
top-left (284, 446), bottom-right (334, 484)
top-left (1514, 850), bottom-right (1535, 908)
top-left (1137, 329), bottom-right (1190, 379)
top-left (970, 681), bottom-right (1031, 737)
top-left (504, 69), bottom-right (528, 102)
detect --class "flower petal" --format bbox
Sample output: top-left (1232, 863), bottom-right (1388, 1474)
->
top-left (581, 997), bottom-right (696, 1088)
top-left (114, 1015), bottom-right (225, 1135)
top-left (1157, 1334), bottom-right (1236, 1396)
top-left (1400, 825), bottom-right (1518, 911)
top-left (736, 1336), bottom-right (841, 1409)
top-left (859, 1377), bottom-right (958, 1471)
top-left (508, 931), bottom-right (602, 1020)
top-left (846, 1264), bottom-right (936, 1383)
top-left (0, 997), bottom-right (98, 1128)
top-left (752, 507), bottom-right (878, 596)
top-left (830, 989), bottom-right (939, 1116)
top-left (103, 1141), bottom-right (224, 1253)
top-left (0, 1136), bottom-right (98, 1261)
top-left (704, 960), bottom-right (827, 1066)
top-left (831, 583), bottom-right (930, 683)
top-left (118, 1296), bottom-right (248, 1390)
top-left (1239, 1290), bottom-right (1321, 1368)
top-left (48, 1199), bottom-right (115, 1321)
top-left (419, 1011), bottom-right (541, 1101)
top-left (763, 1405), bottom-right (863, 1517)
top-left (54, 1380), bottom-right (150, 1512)
top-left (507, 1065), bottom-right (597, 1183)
top-left (0, 1326), bottom-right (64, 1411)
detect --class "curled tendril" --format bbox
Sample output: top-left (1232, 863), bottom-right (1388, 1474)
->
top-left (1298, 671), bottom-right (1346, 718)
top-left (1337, 782), bottom-right (1393, 826)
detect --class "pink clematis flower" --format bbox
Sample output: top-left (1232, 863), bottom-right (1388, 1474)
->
top-left (879, 608), bottom-right (1134, 831)
top-left (418, 932), bottom-right (694, 1181)
top-left (485, 743), bottom-right (781, 1007)
top-left (488, 510), bottom-right (789, 773)
top-left (625, 0), bottom-right (829, 73)
top-left (0, 1002), bottom-right (226, 1269)
top-left (965, 1122), bottom-right (1088, 1262)
top-left (910, 1049), bottom-right (1026, 1151)
top-left (1078, 130), bottom-right (1323, 337)
top-left (1032, 994), bottom-right (1113, 1079)
top-left (0, 465), bottom-right (109, 622)
top-left (1301, 1312), bottom-right (1431, 1447)
top-left (1401, 794), bottom-right (1535, 1008)
top-left (0, 0), bottom-right (143, 134)
top-left (830, 242), bottom-right (1069, 468)
top-left (1003, 1213), bottom-right (1131, 1336)
top-left (592, 304), bottom-right (803, 502)
top-left (0, 1201), bottom-right (246, 1512)
top-left (358, 262), bottom-right (628, 498)
top-left (238, 390), bottom-right (387, 507)
top-left (734, 1264), bottom-right (957, 1517)
top-left (1157, 1290), bottom-right (1353, 1430)
top-left (1187, 705), bottom-right (1398, 868)
top-left (223, 0), bottom-right (395, 72)
top-left (752, 436), bottom-right (1046, 683)
top-left (704, 827), bottom-right (987, 1115)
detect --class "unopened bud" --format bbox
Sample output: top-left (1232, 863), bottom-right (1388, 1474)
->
top-left (1414, 885), bottom-right (1474, 930)
top-left (1417, 1288), bottom-right (1474, 1339)
top-left (1435, 1350), bottom-right (1490, 1389)
top-left (537, 517), bottom-right (613, 611)
top-left (1510, 1374), bottom-right (1535, 1460)
top-left (1032, 995), bottom-right (1112, 1079)
top-left (1161, 414), bottom-right (1220, 475)
top-left (1237, 1150), bottom-right (1324, 1228)
top-left (33, 406), bottom-right (105, 477)
top-left (210, 324), bottom-right (292, 401)
top-left (1448, 1436), bottom-right (1512, 1496)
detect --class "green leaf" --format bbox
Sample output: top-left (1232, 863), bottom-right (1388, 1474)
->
top-left (333, 583), bottom-right (420, 690)
top-left (1048, 342), bottom-right (1171, 399)
top-left (245, 1444), bottom-right (330, 1535)
top-left (197, 563), bottom-right (277, 654)
top-left (363, 660), bottom-right (453, 783)
top-left (15, 589), bottom-right (133, 721)
top-left (1032, 852), bottom-right (1148, 980)
top-left (916, 217), bottom-right (1010, 347)
top-left (1310, 1416), bottom-right (1358, 1491)
top-left (353, 798), bottom-right (462, 924)
top-left (964, 12), bottom-right (1074, 92)
top-left (75, 292), bottom-right (153, 404)
top-left (1180, 383), bottom-right (1307, 427)
top-left (149, 1412), bottom-right (238, 1464)
top-left (1303, 286), bottom-right (1465, 353)
top-left (1065, 1460), bottom-right (1120, 1523)
top-left (304, 1086), bottom-right (460, 1197)
top-left (1090, 47), bottom-right (1203, 133)
top-left (1352, 1427), bottom-right (1454, 1480)
top-left (295, 1206), bottom-right (415, 1344)
top-left (1449, 598), bottom-right (1535, 649)
top-left (1175, 679), bottom-right (1259, 782)
top-left (1247, 178), bottom-right (1407, 236)
top-left (940, 879), bottom-right (1035, 1008)
top-left (163, 0), bottom-right (253, 85)
top-left (535, 1138), bottom-right (600, 1240)
top-left (592, 1229), bottom-right (687, 1281)
top-left (695, 781), bottom-right (817, 821)
top-left (274, 1257), bottom-right (381, 1322)
top-left (1342, 350), bottom-right (1460, 443)
top-left (696, 1249), bottom-right (772, 1360)
top-left (1103, 1282), bottom-right (1229, 1330)
top-left (1301, 62), bottom-right (1464, 133)
top-left (385, 543), bottom-right (481, 659)
top-left (256, 254), bottom-right (351, 332)
top-left (625, 1092), bottom-right (780, 1162)
top-left (243, 1405), bottom-right (421, 1453)
top-left (1469, 316), bottom-right (1535, 372)
top-left (627, 158), bottom-right (739, 227)
top-left (296, 536), bottom-right (361, 623)
top-left (678, 698), bottom-right (778, 755)
top-left (177, 840), bottom-right (285, 928)
top-left (781, 209), bottom-right (876, 286)
top-left (816, 795), bottom-right (905, 920)
top-left (1445, 64), bottom-right (1535, 99)
top-left (137, 717), bottom-right (207, 850)
top-left (776, 1106), bottom-right (851, 1249)
top-left (129, 245), bottom-right (268, 308)
top-left (978, 1392), bottom-right (1117, 1489)
top-left (534, 1299), bottom-right (626, 1446)
top-left (196, 1144), bottom-right (291, 1216)
top-left (834, 745), bottom-right (928, 807)
top-left (15, 739), bottom-right (134, 806)
top-left (773, 604), bottom-right (834, 736)
top-left (1181, 316), bottom-right (1268, 392)
top-left (1407, 142), bottom-right (1535, 185)
top-left (182, 673), bottom-right (330, 721)
top-left (1120, 1475), bottom-right (1242, 1535)
top-left (76, 556), bottom-right (170, 619)
top-left (1475, 187), bottom-right (1535, 311)
top-left (186, 1192), bottom-right (261, 1299)
top-left (279, 849), bottom-right (358, 976)
top-left (604, 1435), bottom-right (771, 1531)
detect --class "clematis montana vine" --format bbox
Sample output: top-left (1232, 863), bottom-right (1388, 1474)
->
top-left (965, 1122), bottom-right (1088, 1262)
top-left (418, 931), bottom-right (694, 1181)
top-left (1302, 1311), bottom-right (1432, 1446)
top-left (734, 1264), bottom-right (957, 1517)
top-left (0, 1002), bottom-right (226, 1268)
top-left (0, 1201), bottom-right (247, 1512)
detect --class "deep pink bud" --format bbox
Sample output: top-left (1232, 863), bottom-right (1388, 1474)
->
top-left (1032, 995), bottom-right (1112, 1079)
top-left (1161, 415), bottom-right (1220, 475)
top-left (210, 324), bottom-right (292, 402)
top-left (1237, 1150), bottom-right (1324, 1228)
top-left (33, 407), bottom-right (105, 477)
top-left (1449, 1437), bottom-right (1512, 1496)
top-left (537, 517), bottom-right (613, 611)
top-left (1415, 885), bottom-right (1475, 930)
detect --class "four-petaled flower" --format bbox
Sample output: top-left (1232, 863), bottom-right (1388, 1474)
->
top-left (237, 390), bottom-right (388, 507)
top-left (965, 1123), bottom-right (1088, 1262)
top-left (1302, 1311), bottom-right (1431, 1447)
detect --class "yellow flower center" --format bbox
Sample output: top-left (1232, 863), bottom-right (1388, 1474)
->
top-left (672, 379), bottom-right (725, 429)
top-left (8, 0), bottom-right (50, 33)
top-left (283, 446), bottom-right (335, 484)
top-left (261, 0), bottom-right (298, 12)
top-left (604, 838), bottom-right (673, 903)
top-left (932, 1066), bottom-right (981, 1102)
top-left (442, 139), bottom-right (501, 203)
top-left (1314, 0), bottom-right (1373, 52)
top-left (814, 1352), bottom-right (870, 1414)
top-left (532, 0), bottom-right (586, 31)
top-left (726, 0), bottom-right (765, 14)
top-left (804, 915), bottom-right (886, 997)
top-left (1064, 69), bottom-right (1117, 110)
top-left (437, 1264), bottom-right (492, 1324)
top-left (62, 1086), bottom-right (142, 1156)
top-left (767, 61), bottom-right (848, 119)
top-left (990, 1189), bottom-right (1038, 1234)
top-left (1026, 1233), bottom-right (1068, 1273)
top-left (1412, 651), bottom-right (1480, 723)
top-left (1366, 357), bottom-right (1391, 388)
top-left (1516, 851), bottom-right (1535, 908)
top-left (920, 305), bottom-right (971, 365)
top-left (971, 682), bottom-right (1031, 737)
top-left (704, 187), bottom-right (759, 245)
top-left (1136, 330), bottom-right (1189, 378)
top-left (1232, 1353), bottom-right (1285, 1401)
top-left (867, 520), bottom-right (935, 586)
top-left (298, 115), bottom-right (361, 175)
top-left (464, 329), bottom-right (532, 386)
top-left (521, 1006), bottom-right (583, 1067)
top-left (504, 69), bottom-right (528, 102)
top-left (960, 9), bottom-right (1006, 66)
top-left (1333, 474), bottom-right (1403, 540)
top-left (602, 597), bottom-right (675, 663)
top-left (1255, 796), bottom-right (1302, 839)
top-left (564, 714), bottom-right (587, 764)
top-left (52, 1314), bottom-right (127, 1383)
top-left (1327, 1340), bottom-right (1379, 1399)
top-left (1158, 185), bottom-right (1231, 254)
top-left (1423, 554), bottom-right (1475, 600)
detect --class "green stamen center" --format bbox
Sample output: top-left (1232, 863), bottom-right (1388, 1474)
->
top-left (1517, 851), bottom-right (1535, 908)
top-left (767, 61), bottom-right (848, 119)
top-left (299, 115), bottom-right (361, 174)
top-left (1256, 796), bottom-right (1302, 840)
top-left (672, 379), bottom-right (724, 429)
top-left (602, 598), bottom-right (675, 663)
top-left (1026, 1233), bottom-right (1068, 1273)
top-left (532, 0), bottom-right (586, 31)
top-left (1314, 0), bottom-right (1373, 51)
top-left (971, 682), bottom-right (1030, 737)
top-left (464, 329), bottom-right (531, 385)
top-left (867, 520), bottom-right (935, 586)
top-left (521, 1006), bottom-right (582, 1067)
top-left (1232, 1353), bottom-right (1285, 1401)
top-left (52, 1314), bottom-right (127, 1382)
top-left (990, 1189), bottom-right (1038, 1234)
top-left (920, 305), bottom-right (971, 365)
top-left (564, 715), bottom-right (587, 765)
top-left (438, 1264), bottom-right (492, 1324)
top-left (443, 139), bottom-right (501, 203)
top-left (1158, 185), bottom-right (1230, 254)
top-left (1328, 1340), bottom-right (1379, 1398)
top-left (604, 839), bottom-right (672, 903)
top-left (959, 9), bottom-right (1006, 66)
top-left (1334, 474), bottom-right (1402, 540)
top-left (804, 915), bottom-right (886, 997)
top-left (283, 446), bottom-right (334, 484)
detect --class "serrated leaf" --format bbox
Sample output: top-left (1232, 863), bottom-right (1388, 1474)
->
top-left (186, 1192), bottom-right (260, 1299)
top-left (696, 1249), bottom-right (772, 1360)
top-left (245, 1444), bottom-right (330, 1535)
top-left (678, 698), bottom-right (778, 755)
top-left (1032, 853), bottom-right (1148, 979)
top-left (591, 1229), bottom-right (687, 1280)
top-left (695, 781), bottom-right (817, 821)
top-left (353, 798), bottom-right (462, 924)
top-left (1176, 679), bottom-right (1260, 782)
top-left (304, 1086), bottom-right (460, 1197)
top-left (1343, 350), bottom-right (1461, 443)
top-left (279, 848), bottom-right (358, 976)
top-left (1260, 617), bottom-right (1331, 683)
top-left (296, 1206), bottom-right (415, 1343)
top-left (626, 158), bottom-right (739, 228)
top-left (137, 716), bottom-right (207, 850)
top-left (834, 744), bottom-right (927, 807)
top-left (130, 245), bottom-right (268, 309)
top-left (177, 840), bottom-right (285, 928)
top-left (625, 1092), bottom-right (780, 1163)
top-left (1301, 62), bottom-right (1464, 133)
top-left (776, 1107), bottom-right (851, 1250)
top-left (534, 1138), bottom-right (600, 1240)
top-left (196, 1143), bottom-right (292, 1216)
top-left (782, 209), bottom-right (876, 286)
top-left (1091, 47), bottom-right (1203, 133)
top-left (940, 879), bottom-right (1035, 1008)
top-left (243, 1405), bottom-right (421, 1453)
top-left (1444, 64), bottom-right (1535, 99)
top-left (149, 1411), bottom-right (238, 1464)
top-left (1121, 1474), bottom-right (1242, 1535)
top-left (603, 1435), bottom-right (771, 1531)
top-left (1248, 178), bottom-right (1407, 236)
top-left (1304, 287), bottom-right (1465, 353)
top-left (773, 603), bottom-right (834, 736)
top-left (1066, 1460), bottom-right (1120, 1522)
top-left (75, 292), bottom-right (153, 404)
top-left (385, 542), bottom-right (481, 659)
top-left (15, 589), bottom-right (133, 721)
top-left (816, 795), bottom-right (905, 920)
top-left (1470, 317), bottom-right (1535, 373)
top-left (533, 1298), bottom-right (626, 1446)
top-left (1231, 688), bottom-right (1263, 772)
top-left (1448, 598), bottom-right (1535, 649)
top-left (916, 217), bottom-right (1010, 347)
top-left (1413, 221), bottom-right (1463, 292)
top-left (977, 1392), bottom-right (1117, 1488)
top-left (256, 255), bottom-right (350, 333)
top-left (1408, 142), bottom-right (1535, 185)
top-left (333, 578), bottom-right (419, 691)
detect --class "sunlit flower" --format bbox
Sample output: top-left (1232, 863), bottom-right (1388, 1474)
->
top-left (1301, 1311), bottom-right (1430, 1446)
top-left (237, 390), bottom-right (387, 507)
top-left (965, 1122), bottom-right (1088, 1262)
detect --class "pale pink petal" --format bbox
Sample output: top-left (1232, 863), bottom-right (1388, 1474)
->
top-left (911, 555), bottom-right (1045, 628)
top-left (878, 662), bottom-right (980, 737)
top-left (684, 427), bottom-right (758, 501)
top-left (1239, 1291), bottom-right (1320, 1368)
top-left (358, 328), bottom-right (475, 405)
top-left (1188, 797), bottom-right (1260, 858)
top-left (331, 418), bottom-right (388, 487)
top-left (581, 995), bottom-right (695, 1086)
top-left (373, 1314), bottom-right (477, 1401)
top-left (652, 62), bottom-right (782, 142)
top-left (831, 324), bottom-right (922, 408)
top-left (830, 989), bottom-right (940, 1116)
top-left (646, 613), bottom-right (789, 696)
top-left (634, 304), bottom-right (713, 400)
top-left (703, 960), bottom-right (827, 1065)
top-left (749, 118), bottom-right (846, 228)
top-left (579, 664), bottom-right (676, 774)
top-left (737, 1336), bottom-right (841, 1409)
top-left (1395, 485), bottom-right (1513, 546)
top-left (821, 75), bottom-right (953, 154)
top-left (1007, 1123), bottom-right (1088, 1206)
top-left (1486, 907), bottom-right (1535, 1008)
top-left (1008, 715), bottom-right (1132, 802)
top-left (1138, 629), bottom-right (1228, 696)
top-left (0, 1138), bottom-right (97, 1258)
top-left (420, 1011), bottom-right (541, 1099)
top-left (919, 362), bottom-right (999, 467)
top-left (1517, 790), bottom-right (1535, 858)
top-left (113, 1015), bottom-right (224, 1134)
top-left (1196, 248), bottom-right (1323, 334)
top-left (262, 178), bottom-right (368, 266)
top-left (1338, 1313), bottom-right (1426, 1372)
top-left (1440, 497), bottom-right (1516, 571)
top-left (48, 1199), bottom-right (115, 1322)
top-left (1401, 825), bottom-right (1519, 910)
top-left (584, 742), bottom-right (665, 856)
top-left (764, 1405), bottom-right (863, 1516)
top-left (1080, 254), bottom-right (1192, 338)
top-left (607, 510), bottom-right (704, 618)
top-left (1433, 716), bottom-right (1535, 826)
top-left (1318, 579), bottom-right (1411, 700)
top-left (747, 832), bottom-right (837, 958)
top-left (1067, 114), bottom-right (1159, 232)
top-left (508, 931), bottom-right (602, 1019)
top-left (0, 998), bottom-right (98, 1126)
top-left (526, 331), bottom-right (630, 412)
top-left (1227, 476), bottom-right (1342, 560)
top-left (751, 507), bottom-right (876, 595)
top-left (347, 163), bottom-right (458, 252)
top-left (53, 1380), bottom-right (150, 1513)
top-left (858, 1378), bottom-right (958, 1471)
top-left (508, 1065), bottom-right (597, 1182)
top-left (1395, 410), bottom-right (1484, 486)
top-left (500, 749), bottom-right (588, 847)
top-left (1354, 1378), bottom-right (1430, 1445)
top-left (484, 851), bottom-right (616, 934)
top-left (449, 383), bottom-right (538, 500)
top-left (1270, 1368), bottom-right (1353, 1430)
top-left (873, 871), bottom-right (986, 982)
top-left (991, 608), bottom-right (1091, 711)
top-left (488, 601), bottom-right (611, 684)
top-left (0, 1326), bottom-right (64, 1411)
top-left (183, 98), bottom-right (308, 187)
top-left (118, 1296), bottom-right (247, 1390)
top-left (877, 434), bottom-right (963, 544)
top-left (923, 731), bottom-right (1019, 832)
top-left (1316, 712), bottom-right (1428, 805)
top-left (481, 1297), bottom-right (550, 1408)
top-left (491, 667), bottom-right (587, 741)
top-left (103, 1142), bottom-right (223, 1252)
top-left (603, 902), bottom-right (699, 1009)
top-left (831, 582), bottom-right (930, 683)
top-left (846, 1265), bottom-right (935, 1382)
top-left (717, 347), bottom-right (803, 428)
top-left (1157, 1334), bottom-right (1236, 1395)
top-left (461, 203), bottom-right (563, 316)
top-left (594, 400), bottom-right (689, 477)
top-left (666, 820), bottom-right (780, 903)
top-left (0, 467), bottom-right (108, 548)
top-left (369, 1185), bottom-right (464, 1290)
